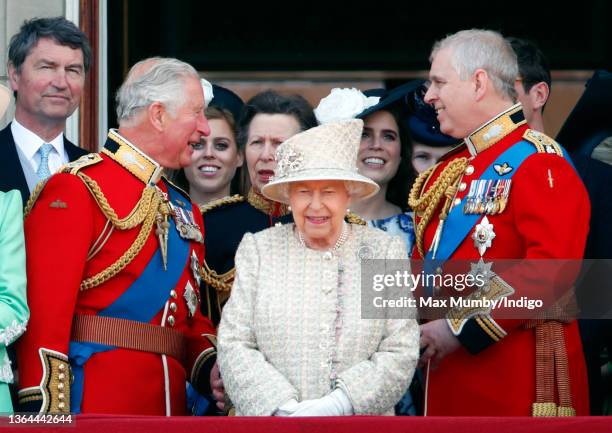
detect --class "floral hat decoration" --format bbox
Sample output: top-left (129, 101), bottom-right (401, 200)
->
top-left (261, 88), bottom-right (380, 204)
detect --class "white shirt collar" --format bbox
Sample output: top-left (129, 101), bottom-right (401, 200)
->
top-left (11, 119), bottom-right (65, 160)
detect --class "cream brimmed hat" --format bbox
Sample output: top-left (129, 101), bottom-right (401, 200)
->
top-left (262, 119), bottom-right (379, 204)
top-left (0, 84), bottom-right (10, 118)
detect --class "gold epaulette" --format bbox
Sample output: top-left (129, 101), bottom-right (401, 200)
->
top-left (199, 194), bottom-right (244, 215)
top-left (24, 154), bottom-right (103, 217)
top-left (60, 153), bottom-right (103, 175)
top-left (523, 129), bottom-right (563, 157)
top-left (345, 211), bottom-right (366, 225)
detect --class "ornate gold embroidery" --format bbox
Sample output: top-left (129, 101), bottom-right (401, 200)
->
top-left (446, 275), bottom-right (514, 335)
top-left (102, 130), bottom-right (163, 185)
top-left (523, 129), bottom-right (563, 156)
top-left (38, 348), bottom-right (71, 413)
top-left (247, 189), bottom-right (289, 217)
top-left (465, 104), bottom-right (526, 155)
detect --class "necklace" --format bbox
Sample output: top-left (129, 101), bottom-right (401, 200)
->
top-left (297, 222), bottom-right (349, 260)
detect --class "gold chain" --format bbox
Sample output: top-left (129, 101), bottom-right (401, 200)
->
top-left (79, 192), bottom-right (160, 291)
top-left (199, 194), bottom-right (244, 214)
top-left (24, 179), bottom-right (48, 217)
top-left (79, 173), bottom-right (156, 229)
top-left (408, 157), bottom-right (469, 257)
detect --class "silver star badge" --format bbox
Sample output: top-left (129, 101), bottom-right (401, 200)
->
top-left (469, 259), bottom-right (495, 291)
top-left (184, 281), bottom-right (198, 317)
top-left (191, 251), bottom-right (201, 286)
top-left (472, 216), bottom-right (496, 256)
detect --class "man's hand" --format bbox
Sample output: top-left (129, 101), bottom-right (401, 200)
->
top-left (210, 361), bottom-right (225, 411)
top-left (419, 319), bottom-right (461, 369)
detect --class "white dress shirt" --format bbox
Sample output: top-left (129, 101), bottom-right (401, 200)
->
top-left (11, 119), bottom-right (69, 176)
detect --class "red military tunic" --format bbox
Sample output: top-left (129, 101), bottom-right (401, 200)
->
top-left (411, 105), bottom-right (590, 416)
top-left (17, 130), bottom-right (216, 415)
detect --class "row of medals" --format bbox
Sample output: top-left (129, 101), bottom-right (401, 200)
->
top-left (463, 179), bottom-right (511, 215)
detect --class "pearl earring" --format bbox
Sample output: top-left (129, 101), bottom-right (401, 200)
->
top-left (288, 205), bottom-right (292, 211)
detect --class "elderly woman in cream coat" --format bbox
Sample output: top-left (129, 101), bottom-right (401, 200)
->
top-left (217, 119), bottom-right (418, 416)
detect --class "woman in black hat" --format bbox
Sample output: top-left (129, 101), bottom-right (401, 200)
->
top-left (314, 84), bottom-right (419, 258)
top-left (403, 81), bottom-right (460, 174)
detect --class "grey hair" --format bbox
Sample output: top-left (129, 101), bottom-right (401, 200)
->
top-left (431, 29), bottom-right (518, 102)
top-left (115, 57), bottom-right (199, 125)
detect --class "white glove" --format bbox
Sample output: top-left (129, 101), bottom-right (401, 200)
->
top-left (274, 399), bottom-right (299, 416)
top-left (290, 389), bottom-right (354, 417)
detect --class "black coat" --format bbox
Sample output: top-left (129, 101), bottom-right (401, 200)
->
top-left (0, 123), bottom-right (89, 203)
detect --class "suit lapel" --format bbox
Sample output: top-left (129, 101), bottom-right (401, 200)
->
top-left (64, 136), bottom-right (88, 161)
top-left (0, 124), bottom-right (31, 204)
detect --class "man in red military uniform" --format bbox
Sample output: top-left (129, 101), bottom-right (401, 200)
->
top-left (17, 57), bottom-right (217, 415)
top-left (410, 30), bottom-right (590, 416)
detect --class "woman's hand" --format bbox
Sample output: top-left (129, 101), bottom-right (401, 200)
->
top-left (210, 361), bottom-right (225, 411)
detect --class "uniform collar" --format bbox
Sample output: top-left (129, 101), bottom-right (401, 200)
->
top-left (247, 188), bottom-right (290, 217)
top-left (465, 103), bottom-right (526, 156)
top-left (101, 129), bottom-right (164, 186)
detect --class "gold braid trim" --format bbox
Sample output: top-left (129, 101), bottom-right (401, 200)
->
top-left (79, 173), bottom-right (157, 230)
top-left (345, 211), bottom-right (366, 225)
top-left (24, 179), bottom-right (49, 217)
top-left (201, 260), bottom-right (235, 292)
top-left (199, 194), bottom-right (244, 214)
top-left (408, 157), bottom-right (469, 257)
top-left (80, 196), bottom-right (158, 291)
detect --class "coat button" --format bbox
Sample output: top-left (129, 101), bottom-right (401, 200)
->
top-left (170, 302), bottom-right (177, 312)
top-left (58, 402), bottom-right (65, 409)
top-left (167, 315), bottom-right (175, 326)
top-left (459, 182), bottom-right (467, 192)
top-left (58, 393), bottom-right (65, 400)
top-left (465, 165), bottom-right (474, 175)
top-left (454, 198), bottom-right (461, 206)
top-left (170, 290), bottom-right (178, 299)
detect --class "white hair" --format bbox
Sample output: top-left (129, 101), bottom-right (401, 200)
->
top-left (115, 57), bottom-right (199, 125)
top-left (431, 29), bottom-right (518, 101)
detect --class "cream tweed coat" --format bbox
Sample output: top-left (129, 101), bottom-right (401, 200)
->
top-left (218, 223), bottom-right (418, 416)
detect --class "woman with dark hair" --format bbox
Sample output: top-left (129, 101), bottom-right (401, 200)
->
top-left (173, 85), bottom-right (245, 204)
top-left (316, 85), bottom-right (418, 257)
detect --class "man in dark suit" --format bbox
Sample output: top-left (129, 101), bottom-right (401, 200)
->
top-left (1, 17), bottom-right (91, 204)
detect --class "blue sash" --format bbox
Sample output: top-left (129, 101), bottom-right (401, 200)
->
top-left (69, 186), bottom-right (192, 413)
top-left (423, 141), bottom-right (574, 290)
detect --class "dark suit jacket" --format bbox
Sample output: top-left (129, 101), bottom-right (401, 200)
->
top-left (0, 122), bottom-right (89, 203)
